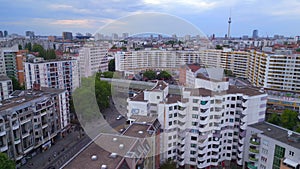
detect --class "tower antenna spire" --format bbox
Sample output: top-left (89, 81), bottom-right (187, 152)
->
top-left (227, 9), bottom-right (232, 39)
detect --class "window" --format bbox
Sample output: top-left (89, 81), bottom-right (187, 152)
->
top-left (192, 114), bottom-right (198, 119)
top-left (190, 150), bottom-right (196, 155)
top-left (229, 119), bottom-right (234, 123)
top-left (174, 105), bottom-right (178, 110)
top-left (174, 113), bottom-right (177, 117)
top-left (190, 158), bottom-right (196, 162)
top-left (230, 104), bottom-right (235, 108)
top-left (168, 143), bottom-right (172, 147)
top-left (192, 122), bottom-right (198, 126)
top-left (289, 151), bottom-right (294, 156)
top-left (169, 106), bottom-right (173, 111)
top-left (193, 99), bottom-right (199, 103)
top-left (228, 133), bottom-right (233, 137)
top-left (168, 150), bottom-right (171, 154)
top-left (191, 136), bottom-right (197, 141)
top-left (210, 100), bottom-right (214, 104)
top-left (191, 144), bottom-right (196, 148)
top-left (192, 107), bottom-right (199, 111)
top-left (169, 122), bottom-right (172, 126)
top-left (168, 136), bottom-right (172, 140)
top-left (157, 96), bottom-right (160, 99)
top-left (169, 114), bottom-right (172, 118)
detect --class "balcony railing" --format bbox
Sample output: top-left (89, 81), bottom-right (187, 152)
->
top-left (249, 148), bottom-right (259, 153)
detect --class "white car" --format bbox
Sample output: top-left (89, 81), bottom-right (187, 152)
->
top-left (116, 115), bottom-right (123, 120)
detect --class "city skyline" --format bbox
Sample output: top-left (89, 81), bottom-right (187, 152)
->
top-left (0, 0), bottom-right (300, 37)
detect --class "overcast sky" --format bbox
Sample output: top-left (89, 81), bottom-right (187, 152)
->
top-left (1, 0), bottom-right (300, 37)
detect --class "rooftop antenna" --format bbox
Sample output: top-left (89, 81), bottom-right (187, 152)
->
top-left (227, 9), bottom-right (232, 39)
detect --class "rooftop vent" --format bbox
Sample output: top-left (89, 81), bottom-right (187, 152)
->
top-left (288, 130), bottom-right (293, 137)
top-left (101, 164), bottom-right (107, 169)
top-left (119, 144), bottom-right (124, 149)
top-left (91, 155), bottom-right (97, 161)
top-left (138, 131), bottom-right (144, 134)
top-left (112, 137), bottom-right (118, 142)
top-left (267, 128), bottom-right (271, 131)
top-left (109, 153), bottom-right (117, 158)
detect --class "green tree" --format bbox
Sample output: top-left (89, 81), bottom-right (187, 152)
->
top-left (108, 59), bottom-right (115, 72)
top-left (143, 70), bottom-right (156, 80)
top-left (102, 71), bottom-right (114, 78)
top-left (0, 153), bottom-right (15, 169)
top-left (157, 71), bottom-right (171, 80)
top-left (111, 45), bottom-right (117, 49)
top-left (224, 69), bottom-right (234, 77)
top-left (18, 44), bottom-right (22, 50)
top-left (10, 76), bottom-right (24, 90)
top-left (268, 113), bottom-right (280, 125)
top-left (296, 48), bottom-right (300, 52)
top-left (160, 159), bottom-right (176, 169)
top-left (281, 109), bottom-right (298, 130)
top-left (216, 45), bottom-right (223, 50)
top-left (25, 42), bottom-right (32, 51)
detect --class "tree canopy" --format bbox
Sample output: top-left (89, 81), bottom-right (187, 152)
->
top-left (160, 159), bottom-right (176, 169)
top-left (268, 109), bottom-right (300, 131)
top-left (10, 76), bottom-right (24, 90)
top-left (0, 153), bottom-right (15, 169)
top-left (108, 59), bottom-right (115, 72)
top-left (157, 71), bottom-right (172, 80)
top-left (72, 74), bottom-right (111, 122)
top-left (143, 70), bottom-right (156, 80)
top-left (32, 44), bottom-right (56, 60)
top-left (102, 71), bottom-right (114, 78)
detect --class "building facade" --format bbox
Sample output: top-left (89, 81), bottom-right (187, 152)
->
top-left (24, 58), bottom-right (80, 93)
top-left (78, 43), bottom-right (109, 77)
top-left (0, 87), bottom-right (69, 166)
top-left (244, 122), bottom-right (300, 169)
top-left (127, 76), bottom-right (267, 168)
top-left (0, 75), bottom-right (13, 101)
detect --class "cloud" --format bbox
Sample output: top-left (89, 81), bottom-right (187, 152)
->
top-left (48, 4), bottom-right (93, 14)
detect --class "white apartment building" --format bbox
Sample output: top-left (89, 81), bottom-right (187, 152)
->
top-left (0, 45), bottom-right (18, 77)
top-left (79, 42), bottom-right (110, 77)
top-left (0, 75), bottom-right (13, 101)
top-left (127, 72), bottom-right (267, 168)
top-left (24, 58), bottom-right (80, 93)
top-left (244, 122), bottom-right (300, 169)
top-left (0, 87), bottom-right (69, 167)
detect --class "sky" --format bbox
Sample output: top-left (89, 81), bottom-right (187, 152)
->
top-left (0, 0), bottom-right (300, 37)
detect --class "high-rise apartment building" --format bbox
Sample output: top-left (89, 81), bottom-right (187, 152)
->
top-left (252, 30), bottom-right (259, 39)
top-left (0, 45), bottom-right (19, 78)
top-left (0, 75), bottom-right (13, 101)
top-left (78, 43), bottom-right (109, 77)
top-left (127, 73), bottom-right (267, 168)
top-left (24, 58), bottom-right (80, 93)
top-left (0, 87), bottom-right (69, 166)
top-left (62, 32), bottom-right (73, 41)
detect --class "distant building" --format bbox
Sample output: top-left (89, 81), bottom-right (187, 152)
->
top-left (4, 30), bottom-right (8, 37)
top-left (0, 75), bottom-right (13, 101)
top-left (0, 31), bottom-right (3, 38)
top-left (0, 45), bottom-right (19, 78)
top-left (25, 31), bottom-right (35, 39)
top-left (244, 122), bottom-right (300, 169)
top-left (48, 36), bottom-right (56, 42)
top-left (24, 58), bottom-right (80, 93)
top-left (0, 87), bottom-right (69, 167)
top-left (252, 30), bottom-right (259, 39)
top-left (79, 43), bottom-right (109, 77)
top-left (112, 33), bottom-right (118, 40)
top-left (122, 33), bottom-right (129, 39)
top-left (62, 32), bottom-right (73, 41)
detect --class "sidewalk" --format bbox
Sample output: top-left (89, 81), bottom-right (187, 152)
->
top-left (20, 128), bottom-right (86, 169)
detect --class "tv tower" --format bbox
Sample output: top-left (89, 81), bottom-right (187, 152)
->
top-left (227, 10), bottom-right (232, 39)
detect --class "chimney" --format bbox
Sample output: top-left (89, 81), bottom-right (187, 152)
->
top-left (33, 82), bottom-right (41, 91)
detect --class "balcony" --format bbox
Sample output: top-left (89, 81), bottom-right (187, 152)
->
top-left (247, 163), bottom-right (258, 169)
top-left (249, 157), bottom-right (258, 162)
top-left (0, 130), bottom-right (6, 136)
top-left (12, 123), bottom-right (19, 130)
top-left (249, 148), bottom-right (259, 154)
top-left (0, 145), bottom-right (8, 152)
top-left (14, 138), bottom-right (21, 144)
top-left (250, 140), bottom-right (260, 146)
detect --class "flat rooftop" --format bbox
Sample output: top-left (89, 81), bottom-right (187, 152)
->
top-left (0, 87), bottom-right (66, 112)
top-left (185, 85), bottom-right (265, 97)
top-left (249, 122), bottom-right (300, 149)
top-left (123, 123), bottom-right (151, 138)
